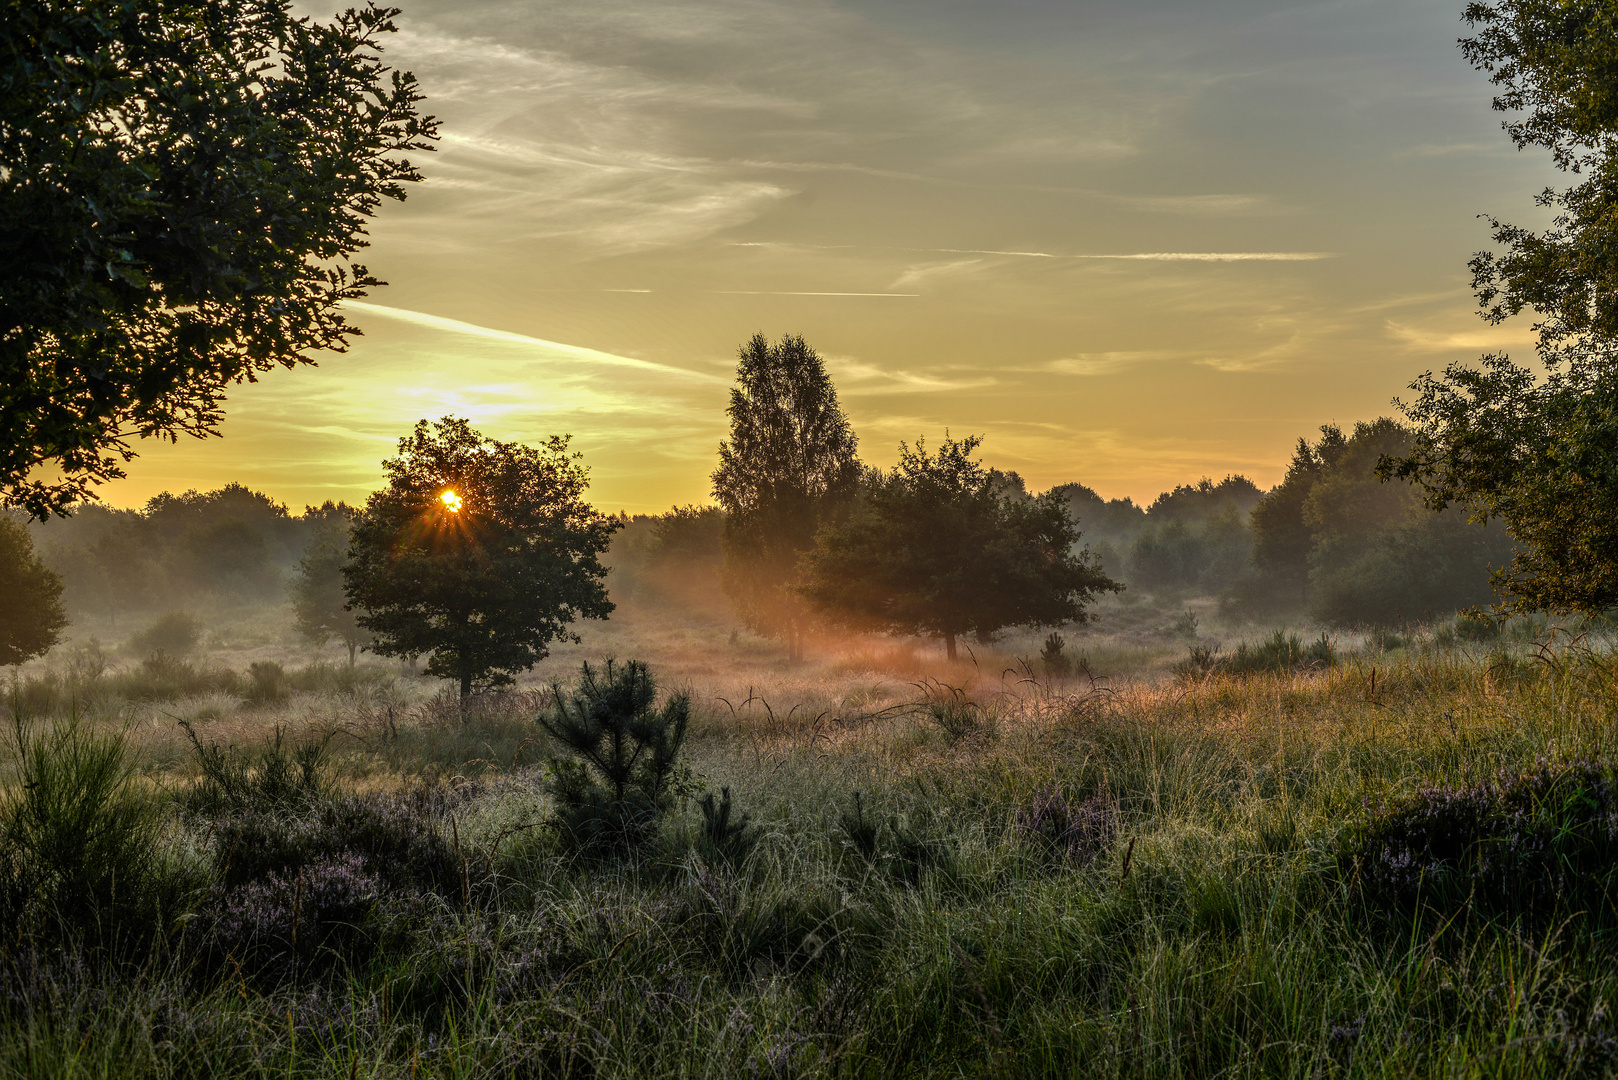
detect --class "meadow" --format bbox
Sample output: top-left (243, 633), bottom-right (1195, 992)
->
top-left (4, 602), bottom-right (1618, 1079)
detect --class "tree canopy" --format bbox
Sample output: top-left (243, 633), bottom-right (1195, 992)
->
top-left (1388, 1), bottom-right (1618, 613)
top-left (798, 434), bottom-right (1120, 660)
top-left (0, 517), bottom-right (67, 667)
top-left (711, 333), bottom-right (859, 659)
top-left (1, 0), bottom-right (438, 518)
top-left (290, 503), bottom-right (371, 665)
top-left (343, 418), bottom-right (618, 699)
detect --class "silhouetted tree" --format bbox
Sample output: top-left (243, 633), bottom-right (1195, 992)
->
top-left (711, 334), bottom-right (860, 660)
top-left (344, 418), bottom-right (617, 699)
top-left (1, 1), bottom-right (438, 518)
top-left (1385, 1), bottom-right (1618, 613)
top-left (0, 518), bottom-right (67, 667)
top-left (799, 434), bottom-right (1120, 660)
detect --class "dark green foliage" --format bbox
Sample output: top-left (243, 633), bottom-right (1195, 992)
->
top-left (800, 433), bottom-right (1120, 660)
top-left (712, 334), bottom-right (861, 660)
top-left (837, 792), bottom-right (881, 863)
top-left (697, 787), bottom-right (756, 865)
top-left (1, 1), bottom-right (438, 517)
top-left (1345, 760), bottom-right (1618, 928)
top-left (178, 722), bottom-right (327, 818)
top-left (1383, 3), bottom-right (1618, 615)
top-left (0, 719), bottom-right (188, 956)
top-left (539, 660), bottom-right (692, 854)
top-left (1040, 632), bottom-right (1073, 678)
top-left (345, 418), bottom-right (618, 699)
top-left (1242, 419), bottom-right (1512, 625)
top-left (0, 517), bottom-right (66, 666)
top-left (1180, 630), bottom-right (1335, 678)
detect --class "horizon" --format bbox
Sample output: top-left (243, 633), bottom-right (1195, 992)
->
top-left (86, 0), bottom-right (1552, 515)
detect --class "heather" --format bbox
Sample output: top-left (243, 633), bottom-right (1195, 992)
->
top-left (4, 623), bottom-right (1618, 1078)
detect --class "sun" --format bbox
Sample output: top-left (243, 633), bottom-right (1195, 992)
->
top-left (439, 489), bottom-right (463, 513)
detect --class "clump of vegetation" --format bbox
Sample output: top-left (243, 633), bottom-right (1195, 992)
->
top-left (1345, 760), bottom-right (1618, 927)
top-left (914, 680), bottom-right (991, 742)
top-left (126, 610), bottom-right (204, 657)
top-left (1177, 629), bottom-right (1335, 678)
top-left (696, 787), bottom-right (756, 865)
top-left (1014, 784), bottom-right (1118, 867)
top-left (178, 722), bottom-right (328, 818)
top-left (1040, 631), bottom-right (1072, 677)
top-left (538, 660), bottom-right (693, 854)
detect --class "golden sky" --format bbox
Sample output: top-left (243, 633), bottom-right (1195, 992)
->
top-left (100, 0), bottom-right (1554, 514)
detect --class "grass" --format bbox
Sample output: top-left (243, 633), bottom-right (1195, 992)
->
top-left (4, 609), bottom-right (1618, 1076)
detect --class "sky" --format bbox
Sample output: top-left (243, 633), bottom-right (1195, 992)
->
top-left (100, 0), bottom-right (1560, 514)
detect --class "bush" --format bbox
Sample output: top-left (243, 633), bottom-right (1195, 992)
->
top-left (244, 661), bottom-right (288, 705)
top-left (696, 787), bottom-right (756, 866)
top-left (1040, 632), bottom-right (1072, 678)
top-left (194, 853), bottom-right (383, 986)
top-left (210, 794), bottom-right (469, 900)
top-left (914, 681), bottom-right (990, 742)
top-left (118, 652), bottom-right (243, 702)
top-left (539, 660), bottom-right (692, 855)
top-left (0, 719), bottom-right (192, 955)
top-left (1344, 760), bottom-right (1618, 926)
top-left (179, 722), bottom-right (328, 818)
top-left (126, 611), bottom-right (203, 657)
top-left (1177, 630), bottom-right (1335, 678)
top-left (1014, 785), bottom-right (1117, 867)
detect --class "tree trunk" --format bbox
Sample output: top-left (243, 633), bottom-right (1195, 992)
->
top-left (346, 640), bottom-right (357, 667)
top-left (944, 632), bottom-right (957, 661)
top-left (460, 668), bottom-right (472, 702)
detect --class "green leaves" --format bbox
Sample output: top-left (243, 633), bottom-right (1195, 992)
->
top-left (1, 0), bottom-right (439, 518)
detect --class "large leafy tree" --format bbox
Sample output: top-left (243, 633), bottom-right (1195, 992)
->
top-left (798, 434), bottom-right (1120, 660)
top-left (711, 334), bottom-right (860, 660)
top-left (1388, 1), bottom-right (1618, 612)
top-left (0, 517), bottom-right (67, 667)
top-left (1, 0), bottom-right (438, 519)
top-left (343, 418), bottom-right (618, 699)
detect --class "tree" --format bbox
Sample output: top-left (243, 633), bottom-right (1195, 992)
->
top-left (711, 334), bottom-right (860, 660)
top-left (1, 1), bottom-right (438, 519)
top-left (1387, 1), bottom-right (1618, 612)
top-left (798, 434), bottom-right (1121, 660)
top-left (290, 505), bottom-right (371, 665)
top-left (0, 517), bottom-right (67, 667)
top-left (343, 418), bottom-right (618, 699)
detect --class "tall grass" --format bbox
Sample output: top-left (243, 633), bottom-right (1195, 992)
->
top-left (1, 643), bottom-right (1617, 1076)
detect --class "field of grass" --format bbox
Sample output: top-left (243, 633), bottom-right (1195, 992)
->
top-left (5, 605), bottom-right (1618, 1078)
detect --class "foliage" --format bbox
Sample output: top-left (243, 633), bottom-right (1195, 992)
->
top-left (1014, 785), bottom-right (1117, 867)
top-left (1040, 631), bottom-right (1073, 678)
top-left (1179, 629), bottom-right (1336, 678)
top-left (799, 433), bottom-right (1121, 659)
top-left (290, 507), bottom-right (372, 664)
top-left (0, 0), bottom-right (438, 518)
top-left (1243, 419), bottom-right (1512, 625)
top-left (1345, 760), bottom-right (1618, 927)
top-left (711, 334), bottom-right (861, 659)
top-left (696, 787), bottom-right (756, 866)
top-left (126, 611), bottom-right (202, 657)
top-left (178, 721), bottom-right (328, 818)
top-left (538, 660), bottom-right (693, 854)
top-left (1384, 2), bottom-right (1618, 614)
top-left (344, 418), bottom-right (618, 699)
top-left (0, 718), bottom-right (186, 955)
top-left (0, 517), bottom-right (66, 666)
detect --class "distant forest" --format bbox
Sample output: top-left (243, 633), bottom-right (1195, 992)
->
top-left (11, 415), bottom-right (1514, 638)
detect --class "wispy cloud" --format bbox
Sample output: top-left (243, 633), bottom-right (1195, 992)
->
top-left (1385, 320), bottom-right (1536, 353)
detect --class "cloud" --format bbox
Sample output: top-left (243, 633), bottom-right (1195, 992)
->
top-left (1385, 320), bottom-right (1537, 354)
top-left (1045, 351), bottom-right (1181, 376)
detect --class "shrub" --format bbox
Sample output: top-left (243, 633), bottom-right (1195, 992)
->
top-left (1176, 631), bottom-right (1334, 678)
top-left (914, 681), bottom-right (989, 742)
top-left (697, 787), bottom-right (756, 866)
top-left (1014, 785), bottom-right (1117, 867)
top-left (210, 794), bottom-right (469, 900)
top-left (179, 722), bottom-right (328, 818)
top-left (244, 661), bottom-right (288, 705)
top-left (0, 719), bottom-right (191, 955)
top-left (126, 611), bottom-right (203, 657)
top-left (118, 653), bottom-right (243, 702)
top-left (194, 853), bottom-right (383, 985)
top-left (1040, 632), bottom-right (1072, 678)
top-left (538, 660), bottom-right (692, 855)
top-left (1344, 760), bottom-right (1618, 925)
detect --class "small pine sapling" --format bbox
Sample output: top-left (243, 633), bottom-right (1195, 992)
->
top-left (837, 791), bottom-right (881, 862)
top-left (697, 786), bottom-right (755, 865)
top-left (1040, 632), bottom-right (1072, 678)
top-left (539, 660), bottom-right (692, 853)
